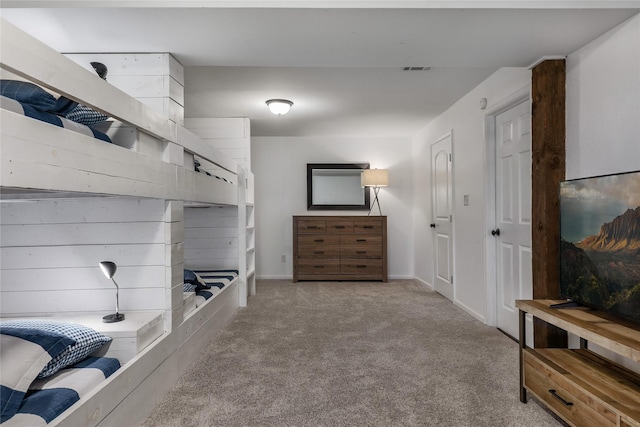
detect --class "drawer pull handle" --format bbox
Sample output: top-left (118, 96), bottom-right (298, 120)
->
top-left (548, 390), bottom-right (573, 407)
top-left (307, 226), bottom-right (318, 229)
top-left (356, 265), bottom-right (367, 268)
top-left (356, 251), bottom-right (366, 254)
top-left (334, 225), bottom-right (346, 229)
top-left (314, 265), bottom-right (325, 268)
top-left (314, 251), bottom-right (324, 254)
top-left (363, 225), bottom-right (374, 229)
top-left (356, 239), bottom-right (367, 242)
top-left (314, 239), bottom-right (324, 243)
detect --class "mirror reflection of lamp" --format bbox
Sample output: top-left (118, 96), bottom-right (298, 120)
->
top-left (361, 169), bottom-right (389, 216)
top-left (99, 261), bottom-right (125, 323)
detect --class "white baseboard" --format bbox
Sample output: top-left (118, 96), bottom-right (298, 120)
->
top-left (256, 275), bottom-right (292, 280)
top-left (413, 276), bottom-right (433, 290)
top-left (453, 299), bottom-right (487, 324)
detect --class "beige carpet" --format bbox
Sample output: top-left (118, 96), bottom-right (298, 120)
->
top-left (142, 280), bottom-right (561, 427)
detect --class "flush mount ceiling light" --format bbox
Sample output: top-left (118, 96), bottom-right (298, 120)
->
top-left (266, 99), bottom-right (293, 116)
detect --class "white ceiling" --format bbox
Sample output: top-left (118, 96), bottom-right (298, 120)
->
top-left (1, 3), bottom-right (638, 137)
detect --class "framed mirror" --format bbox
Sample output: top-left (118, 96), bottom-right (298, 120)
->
top-left (307, 163), bottom-right (370, 210)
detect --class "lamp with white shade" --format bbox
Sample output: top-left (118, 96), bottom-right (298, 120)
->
top-left (361, 168), bottom-right (389, 216)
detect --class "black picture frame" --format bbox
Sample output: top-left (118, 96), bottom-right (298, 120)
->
top-left (307, 163), bottom-right (370, 210)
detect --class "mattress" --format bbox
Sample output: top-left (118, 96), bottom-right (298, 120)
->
top-left (2, 357), bottom-right (120, 426)
top-left (187, 269), bottom-right (238, 307)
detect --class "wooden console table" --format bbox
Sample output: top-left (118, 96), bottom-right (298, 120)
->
top-left (293, 215), bottom-right (387, 282)
top-left (517, 300), bottom-right (640, 427)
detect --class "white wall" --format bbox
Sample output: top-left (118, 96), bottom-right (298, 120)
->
top-left (565, 13), bottom-right (640, 371)
top-left (411, 68), bottom-right (532, 322)
top-left (252, 136), bottom-right (414, 280)
top-left (566, 13), bottom-right (640, 180)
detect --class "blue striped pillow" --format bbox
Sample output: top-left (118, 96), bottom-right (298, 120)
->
top-left (0, 327), bottom-right (75, 422)
top-left (0, 320), bottom-right (112, 379)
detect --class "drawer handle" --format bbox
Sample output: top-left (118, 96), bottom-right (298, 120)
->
top-left (548, 390), bottom-right (573, 407)
top-left (363, 225), bottom-right (374, 229)
top-left (356, 265), bottom-right (367, 268)
top-left (307, 226), bottom-right (318, 229)
top-left (314, 265), bottom-right (325, 268)
top-left (356, 239), bottom-right (367, 242)
top-left (314, 251), bottom-right (324, 254)
top-left (356, 251), bottom-right (366, 254)
top-left (314, 239), bottom-right (324, 243)
top-left (334, 225), bottom-right (346, 229)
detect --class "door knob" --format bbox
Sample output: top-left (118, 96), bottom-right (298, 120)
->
top-left (491, 228), bottom-right (500, 236)
top-left (430, 223), bottom-right (436, 228)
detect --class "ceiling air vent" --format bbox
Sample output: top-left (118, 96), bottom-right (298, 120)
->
top-left (402, 66), bottom-right (432, 71)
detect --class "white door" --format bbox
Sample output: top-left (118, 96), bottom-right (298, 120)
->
top-left (494, 100), bottom-right (532, 339)
top-left (431, 133), bottom-right (454, 301)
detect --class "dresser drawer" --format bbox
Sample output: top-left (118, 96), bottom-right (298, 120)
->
top-left (297, 220), bottom-right (326, 233)
top-left (326, 220), bottom-right (353, 234)
top-left (341, 235), bottom-right (382, 246)
top-left (298, 246), bottom-right (340, 258)
top-left (353, 220), bottom-right (383, 234)
top-left (297, 259), bottom-right (340, 275)
top-left (297, 235), bottom-right (341, 246)
top-left (341, 247), bottom-right (382, 259)
top-left (341, 259), bottom-right (383, 275)
top-left (523, 350), bottom-right (617, 427)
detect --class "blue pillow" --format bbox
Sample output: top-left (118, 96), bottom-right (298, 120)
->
top-left (0, 80), bottom-right (57, 111)
top-left (0, 320), bottom-right (112, 379)
top-left (63, 104), bottom-right (108, 126)
top-left (184, 269), bottom-right (211, 291)
top-left (0, 327), bottom-right (75, 422)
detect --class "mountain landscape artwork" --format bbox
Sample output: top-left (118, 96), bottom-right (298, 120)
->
top-left (560, 171), bottom-right (640, 324)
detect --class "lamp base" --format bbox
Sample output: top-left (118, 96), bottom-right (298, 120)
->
top-left (102, 313), bottom-right (125, 323)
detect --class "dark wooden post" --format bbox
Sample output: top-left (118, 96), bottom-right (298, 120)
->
top-left (531, 59), bottom-right (567, 348)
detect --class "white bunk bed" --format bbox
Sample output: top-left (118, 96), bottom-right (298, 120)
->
top-left (0, 19), bottom-right (253, 426)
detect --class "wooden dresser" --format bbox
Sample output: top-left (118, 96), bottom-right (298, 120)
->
top-left (293, 216), bottom-right (387, 282)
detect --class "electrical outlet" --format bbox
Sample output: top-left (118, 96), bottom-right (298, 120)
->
top-left (281, 254), bottom-right (286, 263)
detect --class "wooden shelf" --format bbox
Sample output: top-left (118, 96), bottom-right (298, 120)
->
top-left (516, 300), bottom-right (640, 363)
top-left (517, 300), bottom-right (640, 427)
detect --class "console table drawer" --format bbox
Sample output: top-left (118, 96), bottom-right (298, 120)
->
top-left (341, 235), bottom-right (382, 246)
top-left (523, 349), bottom-right (617, 427)
top-left (341, 259), bottom-right (383, 275)
top-left (297, 259), bottom-right (340, 275)
top-left (341, 247), bottom-right (382, 259)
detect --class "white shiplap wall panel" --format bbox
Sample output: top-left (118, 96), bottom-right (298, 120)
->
top-left (1, 111), bottom-right (176, 199)
top-left (0, 288), bottom-right (165, 316)
top-left (1, 223), bottom-right (164, 246)
top-left (184, 227), bottom-right (238, 239)
top-left (183, 206), bottom-right (239, 271)
top-left (0, 198), bottom-right (165, 224)
top-left (164, 200), bottom-right (184, 331)
top-left (1, 244), bottom-right (165, 269)
top-left (0, 266), bottom-right (165, 292)
top-left (0, 198), bottom-right (169, 316)
top-left (185, 117), bottom-right (251, 171)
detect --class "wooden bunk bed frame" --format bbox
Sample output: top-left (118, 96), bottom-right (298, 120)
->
top-left (0, 19), bottom-right (253, 426)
